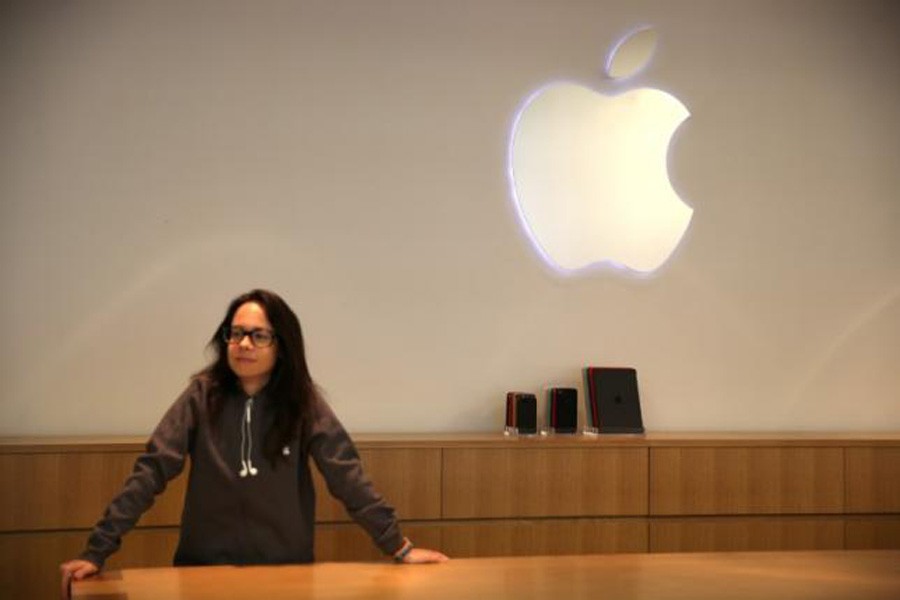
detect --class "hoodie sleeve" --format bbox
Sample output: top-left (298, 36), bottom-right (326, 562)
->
top-left (79, 381), bottom-right (200, 568)
top-left (306, 397), bottom-right (404, 556)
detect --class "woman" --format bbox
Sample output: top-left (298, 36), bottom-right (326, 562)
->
top-left (60, 289), bottom-right (447, 591)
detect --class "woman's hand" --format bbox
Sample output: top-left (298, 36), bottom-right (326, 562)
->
top-left (59, 559), bottom-right (99, 599)
top-left (400, 547), bottom-right (449, 564)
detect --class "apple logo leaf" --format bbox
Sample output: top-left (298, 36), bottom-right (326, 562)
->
top-left (605, 26), bottom-right (658, 80)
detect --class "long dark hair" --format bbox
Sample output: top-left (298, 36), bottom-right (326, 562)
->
top-left (198, 289), bottom-right (319, 465)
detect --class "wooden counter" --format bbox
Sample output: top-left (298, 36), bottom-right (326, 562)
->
top-left (71, 551), bottom-right (900, 600)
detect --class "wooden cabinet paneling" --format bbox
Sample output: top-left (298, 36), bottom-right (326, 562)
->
top-left (0, 451), bottom-right (186, 531)
top-left (846, 448), bottom-right (900, 513)
top-left (845, 517), bottom-right (900, 549)
top-left (441, 518), bottom-right (647, 557)
top-left (443, 448), bottom-right (647, 518)
top-left (650, 447), bottom-right (844, 515)
top-left (314, 449), bottom-right (442, 522)
top-left (2, 431), bottom-right (898, 600)
top-left (0, 448), bottom-right (441, 531)
top-left (649, 517), bottom-right (844, 552)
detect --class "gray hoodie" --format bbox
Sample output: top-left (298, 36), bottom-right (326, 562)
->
top-left (81, 377), bottom-right (403, 567)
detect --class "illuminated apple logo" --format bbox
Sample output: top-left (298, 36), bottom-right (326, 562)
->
top-left (508, 27), bottom-right (693, 274)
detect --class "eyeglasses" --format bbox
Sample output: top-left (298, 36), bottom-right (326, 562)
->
top-left (222, 326), bottom-right (276, 348)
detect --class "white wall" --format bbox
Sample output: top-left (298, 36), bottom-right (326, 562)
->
top-left (2, 0), bottom-right (898, 436)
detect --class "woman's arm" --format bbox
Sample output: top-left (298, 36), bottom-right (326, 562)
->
top-left (59, 381), bottom-right (200, 588)
top-left (307, 398), bottom-right (447, 564)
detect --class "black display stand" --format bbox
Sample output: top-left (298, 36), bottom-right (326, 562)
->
top-left (583, 367), bottom-right (645, 434)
